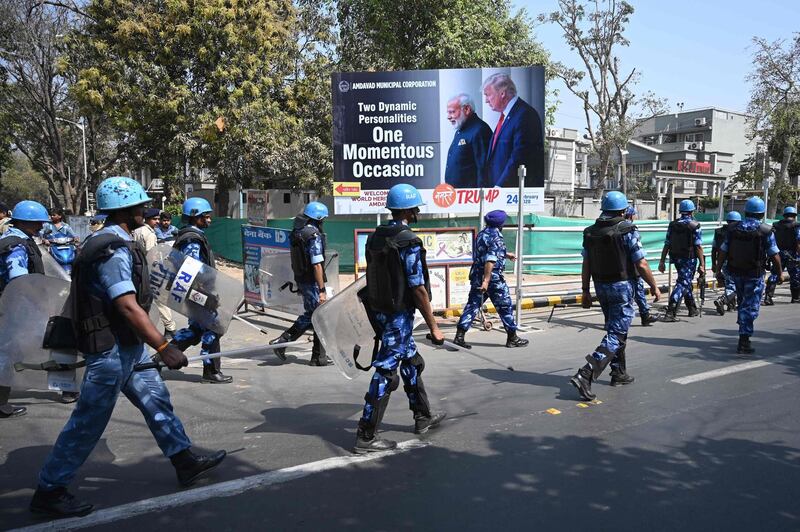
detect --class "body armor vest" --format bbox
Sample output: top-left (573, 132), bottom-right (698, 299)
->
top-left (727, 223), bottom-right (772, 278)
top-left (583, 217), bottom-right (638, 283)
top-left (173, 226), bottom-right (215, 266)
top-left (773, 219), bottom-right (798, 253)
top-left (289, 215), bottom-right (327, 284)
top-left (365, 223), bottom-right (431, 314)
top-left (0, 235), bottom-right (44, 295)
top-left (71, 233), bottom-right (153, 354)
top-left (668, 220), bottom-right (700, 259)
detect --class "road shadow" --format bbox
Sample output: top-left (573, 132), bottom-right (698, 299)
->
top-left (471, 368), bottom-right (578, 402)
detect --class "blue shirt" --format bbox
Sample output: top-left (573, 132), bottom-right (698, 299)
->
top-left (720, 217), bottom-right (780, 256)
top-left (155, 224), bottom-right (178, 241)
top-left (0, 227), bottom-right (34, 284)
top-left (176, 226), bottom-right (203, 261)
top-left (301, 225), bottom-right (325, 266)
top-left (664, 214), bottom-right (703, 248)
top-left (41, 222), bottom-right (76, 241)
top-left (470, 226), bottom-right (506, 280)
top-left (85, 224), bottom-right (137, 303)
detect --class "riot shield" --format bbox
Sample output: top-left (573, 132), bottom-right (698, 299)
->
top-left (311, 276), bottom-right (372, 380)
top-left (40, 246), bottom-right (72, 281)
top-left (259, 250), bottom-right (340, 313)
top-left (147, 243), bottom-right (241, 335)
top-left (0, 274), bottom-right (83, 392)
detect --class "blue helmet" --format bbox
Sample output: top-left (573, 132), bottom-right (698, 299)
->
top-left (679, 199), bottom-right (696, 213)
top-left (484, 210), bottom-right (507, 228)
top-left (601, 191), bottom-right (628, 212)
top-left (182, 197), bottom-right (213, 217)
top-left (725, 211), bottom-right (742, 222)
top-left (625, 205), bottom-right (637, 218)
top-left (386, 183), bottom-right (425, 210)
top-left (783, 206), bottom-right (797, 216)
top-left (303, 201), bottom-right (329, 220)
top-left (744, 196), bottom-right (765, 214)
top-left (96, 176), bottom-right (151, 211)
top-left (11, 200), bottom-right (50, 222)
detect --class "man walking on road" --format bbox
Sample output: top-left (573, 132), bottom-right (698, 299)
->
top-left (659, 200), bottom-right (705, 321)
top-left (452, 209), bottom-right (529, 349)
top-left (764, 205), bottom-right (800, 305)
top-left (716, 196), bottom-right (781, 354)
top-left (624, 206), bottom-right (657, 326)
top-left (570, 191), bottom-right (661, 401)
top-left (711, 211), bottom-right (741, 315)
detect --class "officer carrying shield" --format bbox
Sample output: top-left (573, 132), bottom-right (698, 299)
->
top-left (452, 209), bottom-right (529, 348)
top-left (716, 196), bottom-right (781, 354)
top-left (624, 206), bottom-right (657, 326)
top-left (711, 211), bottom-right (742, 315)
top-left (658, 199), bottom-right (705, 321)
top-left (133, 207), bottom-right (178, 338)
top-left (570, 191), bottom-right (661, 401)
top-left (31, 178), bottom-right (225, 518)
top-left (0, 200), bottom-right (51, 418)
top-left (268, 201), bottom-right (331, 366)
top-left (169, 198), bottom-right (232, 383)
top-left (764, 206), bottom-right (800, 305)
top-left (354, 183), bottom-right (446, 454)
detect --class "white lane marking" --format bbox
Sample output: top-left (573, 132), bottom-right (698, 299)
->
top-left (671, 360), bottom-right (773, 385)
top-left (13, 440), bottom-right (428, 532)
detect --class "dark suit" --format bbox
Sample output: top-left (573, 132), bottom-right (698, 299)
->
top-left (485, 97), bottom-right (544, 188)
top-left (444, 113), bottom-right (492, 188)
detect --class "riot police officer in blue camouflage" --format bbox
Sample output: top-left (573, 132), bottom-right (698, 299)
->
top-left (452, 209), bottom-right (529, 349)
top-left (354, 184), bottom-right (446, 454)
top-left (169, 197), bottom-right (232, 383)
top-left (0, 200), bottom-right (50, 419)
top-left (31, 177), bottom-right (225, 518)
top-left (570, 191), bottom-right (661, 401)
top-left (717, 196), bottom-right (781, 354)
top-left (711, 211), bottom-right (742, 315)
top-left (764, 205), bottom-right (800, 305)
top-left (624, 206), bottom-right (657, 326)
top-left (268, 201), bottom-right (331, 366)
top-left (659, 199), bottom-right (705, 321)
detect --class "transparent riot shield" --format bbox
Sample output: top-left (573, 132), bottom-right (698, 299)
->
top-left (311, 276), bottom-right (372, 380)
top-left (0, 274), bottom-right (83, 392)
top-left (147, 243), bottom-right (242, 335)
top-left (259, 250), bottom-right (340, 313)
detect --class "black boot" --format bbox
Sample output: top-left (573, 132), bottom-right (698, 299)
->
top-left (202, 358), bottom-right (232, 384)
top-left (609, 348), bottom-right (635, 386)
top-left (662, 299), bottom-right (679, 322)
top-left (414, 412), bottom-right (447, 434)
top-left (640, 312), bottom-right (657, 326)
top-left (570, 365), bottom-right (596, 401)
top-left (30, 487), bottom-right (93, 518)
top-left (506, 329), bottom-right (529, 348)
top-left (726, 293), bottom-right (737, 311)
top-left (713, 295), bottom-right (726, 316)
top-left (354, 393), bottom-right (396, 454)
top-left (309, 334), bottom-right (330, 366)
top-left (685, 297), bottom-right (700, 317)
top-left (269, 324), bottom-right (304, 361)
top-left (452, 327), bottom-right (471, 349)
top-left (0, 404), bottom-right (27, 418)
top-left (737, 335), bottom-right (755, 355)
top-left (763, 281), bottom-right (776, 306)
top-left (791, 287), bottom-right (800, 303)
top-left (171, 448), bottom-right (227, 487)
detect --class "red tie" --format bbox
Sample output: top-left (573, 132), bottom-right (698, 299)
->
top-left (491, 112), bottom-right (505, 152)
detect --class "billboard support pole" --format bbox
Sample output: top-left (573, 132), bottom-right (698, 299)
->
top-left (478, 187), bottom-right (485, 227)
top-left (515, 165), bottom-right (526, 326)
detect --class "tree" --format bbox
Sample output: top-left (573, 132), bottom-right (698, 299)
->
top-left (0, 151), bottom-right (50, 206)
top-left (71, 0), bottom-right (336, 198)
top-left (338, 0), bottom-right (548, 71)
top-left (541, 0), bottom-right (666, 197)
top-left (746, 34), bottom-right (800, 217)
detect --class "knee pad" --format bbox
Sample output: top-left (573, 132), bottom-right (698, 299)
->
top-left (376, 368), bottom-right (400, 392)
top-left (407, 352), bottom-right (425, 373)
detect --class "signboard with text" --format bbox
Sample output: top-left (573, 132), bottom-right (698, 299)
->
top-left (333, 66), bottom-right (546, 214)
top-left (241, 225), bottom-right (290, 306)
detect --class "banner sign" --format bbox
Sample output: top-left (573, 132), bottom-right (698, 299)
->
top-left (246, 189), bottom-right (269, 226)
top-left (354, 227), bottom-right (476, 311)
top-left (241, 225), bottom-right (290, 306)
top-left (332, 66), bottom-right (546, 214)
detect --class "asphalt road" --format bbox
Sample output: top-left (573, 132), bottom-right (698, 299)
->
top-left (2, 287), bottom-right (799, 531)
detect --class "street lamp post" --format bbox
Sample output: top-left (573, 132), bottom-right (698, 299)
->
top-left (56, 117), bottom-right (89, 214)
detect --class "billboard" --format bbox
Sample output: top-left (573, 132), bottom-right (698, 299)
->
top-left (332, 66), bottom-right (546, 214)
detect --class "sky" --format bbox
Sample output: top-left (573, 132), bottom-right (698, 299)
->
top-left (514, 0), bottom-right (799, 132)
